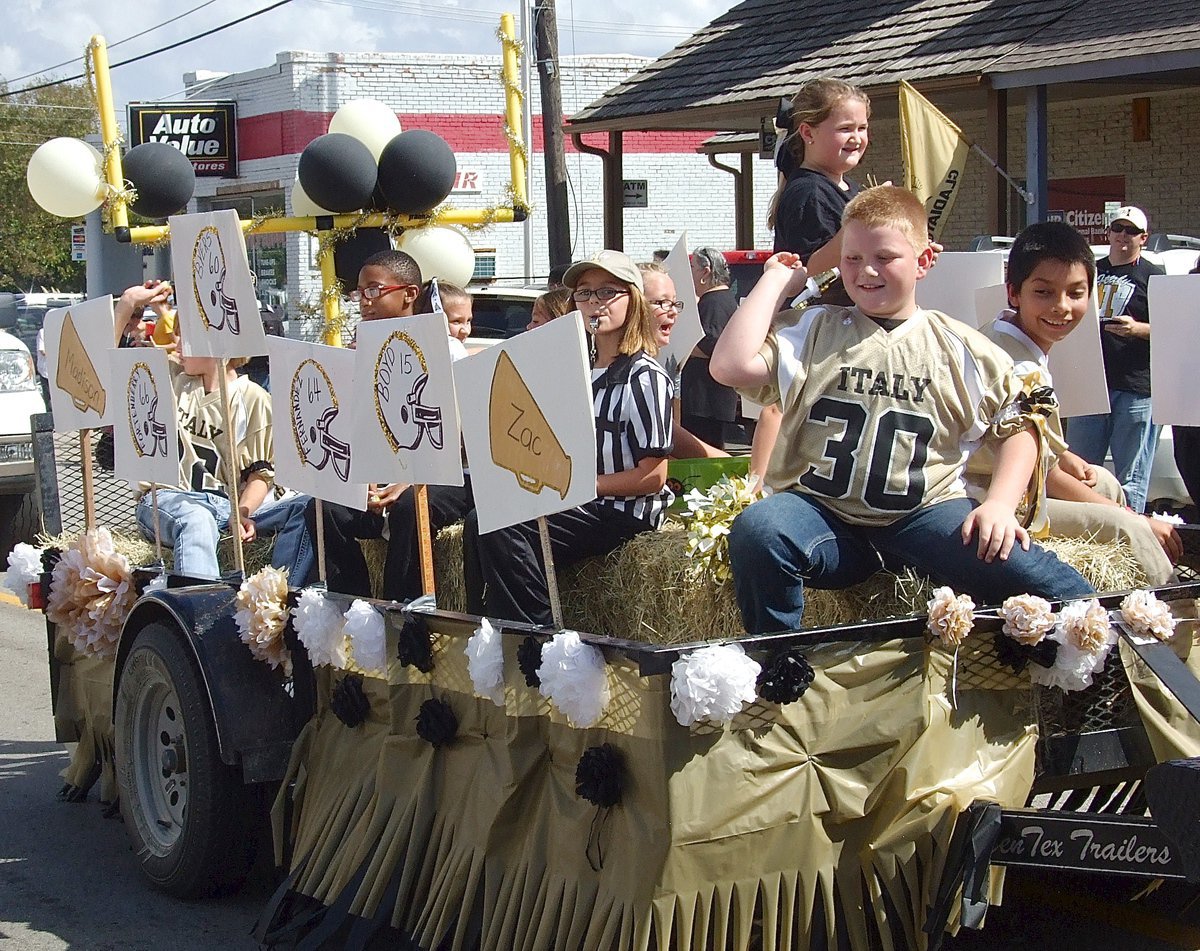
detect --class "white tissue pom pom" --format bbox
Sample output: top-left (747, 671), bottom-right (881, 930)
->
top-left (465, 617), bottom-right (505, 706)
top-left (1152, 511), bottom-right (1185, 526)
top-left (6, 542), bottom-right (44, 606)
top-left (1030, 599), bottom-right (1117, 692)
top-left (537, 630), bottom-right (610, 727)
top-left (669, 643), bottom-right (762, 727)
top-left (146, 572), bottom-right (167, 591)
top-left (293, 587), bottom-right (347, 669)
top-left (344, 599), bottom-right (386, 674)
top-left (1120, 589), bottom-right (1177, 642)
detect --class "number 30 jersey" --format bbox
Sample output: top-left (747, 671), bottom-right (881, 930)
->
top-left (745, 305), bottom-right (1024, 527)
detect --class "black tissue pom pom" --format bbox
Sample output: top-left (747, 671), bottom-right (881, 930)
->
top-left (756, 649), bottom-right (816, 704)
top-left (994, 633), bottom-right (1059, 675)
top-left (517, 635), bottom-right (542, 688)
top-left (330, 673), bottom-right (371, 728)
top-left (575, 744), bottom-right (624, 808)
top-left (396, 613), bottom-right (433, 672)
top-left (415, 698), bottom-right (458, 748)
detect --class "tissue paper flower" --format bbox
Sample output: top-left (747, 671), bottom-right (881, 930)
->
top-left (1031, 599), bottom-right (1116, 692)
top-left (292, 587), bottom-right (347, 668)
top-left (669, 642), bottom-right (761, 727)
top-left (926, 587), bottom-right (975, 649)
top-left (1120, 589), bottom-right (1177, 642)
top-left (1001, 594), bottom-right (1056, 646)
top-left (46, 529), bottom-right (136, 659)
top-left (234, 566), bottom-right (291, 675)
top-left (344, 599), bottom-right (386, 675)
top-left (465, 617), bottom-right (505, 706)
top-left (538, 630), bottom-right (610, 727)
top-left (5, 542), bottom-right (43, 607)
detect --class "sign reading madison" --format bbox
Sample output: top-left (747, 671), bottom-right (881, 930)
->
top-left (128, 102), bottom-right (238, 177)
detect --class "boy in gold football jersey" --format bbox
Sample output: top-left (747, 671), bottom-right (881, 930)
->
top-left (711, 186), bottom-right (1092, 634)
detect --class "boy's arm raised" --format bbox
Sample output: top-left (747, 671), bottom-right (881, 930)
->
top-left (710, 252), bottom-right (808, 389)
top-left (961, 425), bottom-right (1035, 563)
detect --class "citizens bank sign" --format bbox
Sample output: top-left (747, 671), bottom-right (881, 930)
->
top-left (128, 102), bottom-right (238, 177)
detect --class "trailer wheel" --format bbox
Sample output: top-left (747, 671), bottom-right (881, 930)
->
top-left (115, 620), bottom-right (255, 897)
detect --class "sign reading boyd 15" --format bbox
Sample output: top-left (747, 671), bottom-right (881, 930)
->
top-left (128, 102), bottom-right (238, 177)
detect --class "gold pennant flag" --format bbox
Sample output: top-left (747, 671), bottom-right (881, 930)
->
top-left (899, 80), bottom-right (971, 243)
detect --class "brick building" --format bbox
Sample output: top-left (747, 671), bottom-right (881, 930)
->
top-left (179, 51), bottom-right (784, 316)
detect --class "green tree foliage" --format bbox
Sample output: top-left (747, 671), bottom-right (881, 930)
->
top-left (0, 78), bottom-right (97, 292)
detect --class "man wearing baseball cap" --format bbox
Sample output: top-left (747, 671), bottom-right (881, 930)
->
top-left (1066, 205), bottom-right (1165, 513)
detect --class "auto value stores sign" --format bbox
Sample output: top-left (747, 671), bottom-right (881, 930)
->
top-left (128, 102), bottom-right (237, 177)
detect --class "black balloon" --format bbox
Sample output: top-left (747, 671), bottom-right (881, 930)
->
top-left (298, 133), bottom-right (377, 213)
top-left (333, 228), bottom-right (392, 287)
top-left (377, 130), bottom-right (456, 215)
top-left (122, 142), bottom-right (196, 219)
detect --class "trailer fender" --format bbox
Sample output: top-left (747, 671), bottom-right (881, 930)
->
top-left (114, 585), bottom-right (313, 783)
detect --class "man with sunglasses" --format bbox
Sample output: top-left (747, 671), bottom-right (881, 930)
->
top-left (1066, 205), bottom-right (1165, 513)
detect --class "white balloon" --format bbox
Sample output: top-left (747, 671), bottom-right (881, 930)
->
top-left (26, 137), bottom-right (106, 218)
top-left (291, 174), bottom-right (333, 217)
top-left (328, 99), bottom-right (402, 162)
top-left (397, 226), bottom-right (476, 287)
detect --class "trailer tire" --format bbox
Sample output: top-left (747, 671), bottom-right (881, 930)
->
top-left (115, 620), bottom-right (256, 897)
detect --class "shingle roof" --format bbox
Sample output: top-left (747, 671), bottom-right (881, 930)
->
top-left (568, 0), bottom-right (1200, 131)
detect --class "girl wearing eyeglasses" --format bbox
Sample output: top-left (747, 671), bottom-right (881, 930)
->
top-left (462, 250), bottom-right (675, 626)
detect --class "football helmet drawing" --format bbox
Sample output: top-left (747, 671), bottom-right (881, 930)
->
top-left (290, 359), bottom-right (352, 481)
top-left (126, 362), bottom-right (168, 458)
top-left (374, 331), bottom-right (444, 453)
top-left (192, 225), bottom-right (241, 335)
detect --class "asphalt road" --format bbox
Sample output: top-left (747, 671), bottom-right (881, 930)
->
top-left (1, 582), bottom-right (1199, 950)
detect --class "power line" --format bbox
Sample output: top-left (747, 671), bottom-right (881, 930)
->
top-left (0, 0), bottom-right (297, 99)
top-left (2, 0), bottom-right (222, 87)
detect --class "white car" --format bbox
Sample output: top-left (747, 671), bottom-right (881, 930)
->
top-left (0, 326), bottom-right (46, 552)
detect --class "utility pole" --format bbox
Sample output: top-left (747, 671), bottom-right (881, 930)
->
top-left (533, 0), bottom-right (571, 271)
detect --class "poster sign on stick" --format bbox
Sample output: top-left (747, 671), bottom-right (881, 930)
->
top-left (44, 295), bottom-right (115, 430)
top-left (109, 347), bottom-right (180, 488)
top-left (658, 231), bottom-right (702, 378)
top-left (1150, 274), bottom-right (1200, 425)
top-left (1046, 290), bottom-right (1109, 418)
top-left (170, 209), bottom-right (267, 358)
top-left (350, 313), bottom-right (464, 487)
top-left (916, 252), bottom-right (1005, 328)
top-left (457, 314), bottom-right (596, 534)
top-left (268, 337), bottom-right (368, 510)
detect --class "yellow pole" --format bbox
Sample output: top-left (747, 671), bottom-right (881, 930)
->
top-left (500, 13), bottom-right (528, 212)
top-left (317, 235), bottom-right (343, 346)
top-left (88, 35), bottom-right (129, 234)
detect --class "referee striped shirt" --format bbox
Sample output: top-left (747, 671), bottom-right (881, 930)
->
top-left (592, 351), bottom-right (674, 526)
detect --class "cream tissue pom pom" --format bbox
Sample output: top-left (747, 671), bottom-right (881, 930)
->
top-left (465, 617), bottom-right (505, 706)
top-left (538, 630), bottom-right (610, 727)
top-left (670, 642), bottom-right (761, 727)
top-left (5, 542), bottom-right (43, 607)
top-left (292, 587), bottom-right (347, 669)
top-left (234, 566), bottom-right (291, 675)
top-left (344, 599), bottom-right (386, 674)
top-left (1031, 599), bottom-right (1115, 692)
top-left (1119, 589), bottom-right (1177, 642)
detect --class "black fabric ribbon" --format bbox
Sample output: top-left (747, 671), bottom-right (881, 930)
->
top-left (415, 698), bottom-right (458, 748)
top-left (993, 633), bottom-right (1059, 675)
top-left (756, 648), bottom-right (816, 704)
top-left (396, 614), bottom-right (433, 673)
top-left (517, 635), bottom-right (543, 688)
top-left (329, 673), bottom-right (370, 728)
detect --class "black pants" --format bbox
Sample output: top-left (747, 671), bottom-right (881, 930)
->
top-left (1174, 426), bottom-right (1200, 511)
top-left (306, 479), bottom-right (473, 600)
top-left (463, 501), bottom-right (650, 626)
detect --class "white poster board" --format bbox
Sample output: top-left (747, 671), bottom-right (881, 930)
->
top-left (456, 314), bottom-right (596, 534)
top-left (170, 209), bottom-right (267, 358)
top-left (44, 295), bottom-right (115, 431)
top-left (268, 338), bottom-right (369, 510)
top-left (1150, 274), bottom-right (1200, 425)
top-left (657, 231), bottom-right (702, 378)
top-left (916, 252), bottom-right (1006, 327)
top-left (109, 347), bottom-right (180, 488)
top-left (972, 284), bottom-right (1009, 330)
top-left (350, 313), bottom-right (464, 487)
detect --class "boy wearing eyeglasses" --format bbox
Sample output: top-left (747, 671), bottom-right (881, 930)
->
top-left (1064, 205), bottom-right (1165, 513)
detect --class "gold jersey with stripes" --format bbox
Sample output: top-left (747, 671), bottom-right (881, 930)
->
top-left (743, 305), bottom-right (1026, 527)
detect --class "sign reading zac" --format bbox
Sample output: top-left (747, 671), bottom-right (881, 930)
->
top-left (128, 102), bottom-right (238, 177)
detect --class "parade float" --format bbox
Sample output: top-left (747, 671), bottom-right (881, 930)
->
top-left (12, 24), bottom-right (1200, 951)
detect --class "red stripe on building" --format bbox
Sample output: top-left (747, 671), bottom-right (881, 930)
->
top-left (237, 111), bottom-right (714, 160)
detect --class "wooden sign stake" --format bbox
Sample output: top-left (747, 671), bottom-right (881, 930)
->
top-left (415, 484), bottom-right (436, 597)
top-left (537, 515), bottom-right (563, 629)
top-left (79, 429), bottom-right (96, 531)
top-left (314, 498), bottom-right (327, 585)
top-left (216, 360), bottom-right (245, 576)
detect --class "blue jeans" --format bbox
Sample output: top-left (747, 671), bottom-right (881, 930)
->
top-left (728, 493), bottom-right (1094, 635)
top-left (136, 489), bottom-right (309, 581)
top-left (1066, 391), bottom-right (1159, 513)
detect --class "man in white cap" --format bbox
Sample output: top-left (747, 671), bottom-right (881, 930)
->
top-left (1066, 205), bottom-right (1165, 513)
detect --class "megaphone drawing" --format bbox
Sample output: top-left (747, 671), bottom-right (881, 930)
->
top-left (56, 311), bottom-right (107, 416)
top-left (489, 350), bottom-right (571, 499)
